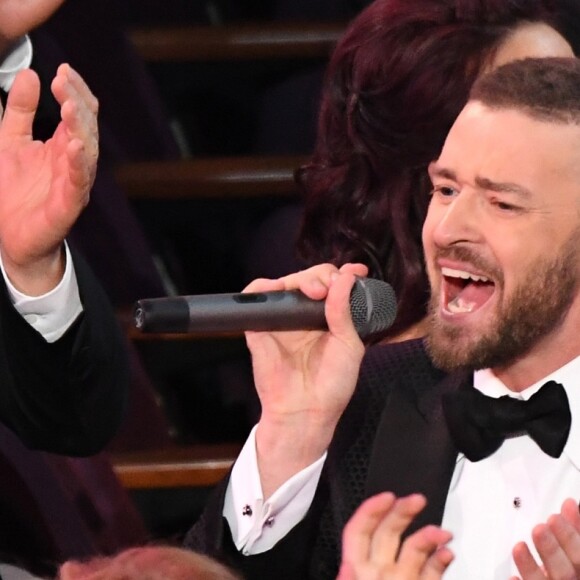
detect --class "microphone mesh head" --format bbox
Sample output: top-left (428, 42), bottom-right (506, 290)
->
top-left (350, 278), bottom-right (398, 339)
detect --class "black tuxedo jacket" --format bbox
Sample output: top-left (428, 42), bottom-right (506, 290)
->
top-left (0, 246), bottom-right (128, 456)
top-left (185, 338), bottom-right (469, 579)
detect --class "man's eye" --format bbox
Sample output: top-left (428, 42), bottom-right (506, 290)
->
top-left (492, 199), bottom-right (521, 212)
top-left (430, 185), bottom-right (456, 197)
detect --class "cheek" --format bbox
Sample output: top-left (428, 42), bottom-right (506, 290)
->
top-left (491, 241), bottom-right (540, 293)
top-left (503, 235), bottom-right (542, 265)
top-left (421, 223), bottom-right (438, 286)
top-left (421, 213), bottom-right (437, 258)
top-left (421, 209), bottom-right (434, 247)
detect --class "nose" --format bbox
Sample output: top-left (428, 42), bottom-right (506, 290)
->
top-left (424, 188), bottom-right (483, 249)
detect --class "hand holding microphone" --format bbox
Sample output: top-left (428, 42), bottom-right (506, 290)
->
top-left (134, 264), bottom-right (397, 495)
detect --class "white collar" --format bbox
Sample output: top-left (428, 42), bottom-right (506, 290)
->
top-left (473, 357), bottom-right (580, 469)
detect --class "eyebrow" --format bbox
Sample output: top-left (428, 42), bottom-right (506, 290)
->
top-left (474, 177), bottom-right (532, 198)
top-left (428, 163), bottom-right (532, 198)
top-left (428, 163), bottom-right (455, 181)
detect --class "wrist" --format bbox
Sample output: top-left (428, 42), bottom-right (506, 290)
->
top-left (256, 412), bottom-right (336, 468)
top-left (256, 416), bottom-right (333, 499)
top-left (1, 246), bottom-right (66, 296)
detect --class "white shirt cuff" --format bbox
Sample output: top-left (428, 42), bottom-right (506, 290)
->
top-left (0, 243), bottom-right (83, 342)
top-left (0, 35), bottom-right (32, 92)
top-left (224, 424), bottom-right (326, 555)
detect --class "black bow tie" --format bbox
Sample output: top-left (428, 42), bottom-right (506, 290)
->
top-left (442, 380), bottom-right (571, 462)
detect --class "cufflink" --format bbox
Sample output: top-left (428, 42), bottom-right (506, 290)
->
top-left (242, 505), bottom-right (253, 517)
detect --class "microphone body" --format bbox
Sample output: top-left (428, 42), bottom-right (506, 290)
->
top-left (134, 277), bottom-right (397, 339)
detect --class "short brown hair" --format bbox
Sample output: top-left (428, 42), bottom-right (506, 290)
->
top-left (57, 545), bottom-right (242, 580)
top-left (470, 56), bottom-right (580, 125)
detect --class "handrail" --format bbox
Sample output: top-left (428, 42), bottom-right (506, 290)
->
top-left (110, 444), bottom-right (240, 489)
top-left (115, 155), bottom-right (308, 200)
top-left (128, 21), bottom-right (346, 62)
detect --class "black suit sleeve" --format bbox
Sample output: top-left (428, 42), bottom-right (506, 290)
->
top-left (0, 246), bottom-right (129, 456)
top-left (183, 469), bottom-right (330, 580)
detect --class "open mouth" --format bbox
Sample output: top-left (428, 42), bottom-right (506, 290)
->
top-left (442, 267), bottom-right (496, 314)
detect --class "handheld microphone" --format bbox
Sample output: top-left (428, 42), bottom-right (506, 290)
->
top-left (133, 277), bottom-right (397, 339)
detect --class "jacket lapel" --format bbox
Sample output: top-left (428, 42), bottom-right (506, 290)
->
top-left (365, 368), bottom-right (472, 536)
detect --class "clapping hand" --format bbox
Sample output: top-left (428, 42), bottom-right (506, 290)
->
top-left (337, 493), bottom-right (454, 580)
top-left (511, 498), bottom-right (580, 580)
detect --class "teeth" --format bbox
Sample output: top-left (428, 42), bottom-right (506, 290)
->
top-left (441, 267), bottom-right (489, 283)
top-left (447, 296), bottom-right (476, 313)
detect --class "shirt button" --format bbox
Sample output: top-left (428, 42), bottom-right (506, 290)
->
top-left (265, 516), bottom-right (275, 527)
top-left (242, 505), bottom-right (253, 517)
top-left (513, 497), bottom-right (522, 509)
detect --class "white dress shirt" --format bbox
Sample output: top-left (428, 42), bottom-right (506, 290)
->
top-left (0, 37), bottom-right (82, 341)
top-left (225, 356), bottom-right (580, 576)
top-left (443, 359), bottom-right (580, 579)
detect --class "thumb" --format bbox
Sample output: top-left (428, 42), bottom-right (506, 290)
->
top-left (0, 68), bottom-right (40, 144)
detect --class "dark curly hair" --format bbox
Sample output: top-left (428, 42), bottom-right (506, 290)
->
top-left (296, 0), bottom-right (579, 339)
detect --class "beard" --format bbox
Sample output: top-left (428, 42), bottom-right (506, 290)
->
top-left (425, 230), bottom-right (580, 372)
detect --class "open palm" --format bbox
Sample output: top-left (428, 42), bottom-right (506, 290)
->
top-left (0, 64), bottom-right (98, 292)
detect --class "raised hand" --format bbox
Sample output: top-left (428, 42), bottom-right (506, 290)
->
top-left (246, 262), bottom-right (368, 497)
top-left (0, 63), bottom-right (98, 294)
top-left (511, 498), bottom-right (580, 580)
top-left (337, 493), bottom-right (454, 580)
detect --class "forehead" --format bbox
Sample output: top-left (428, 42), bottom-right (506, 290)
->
top-left (435, 102), bottom-right (580, 199)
